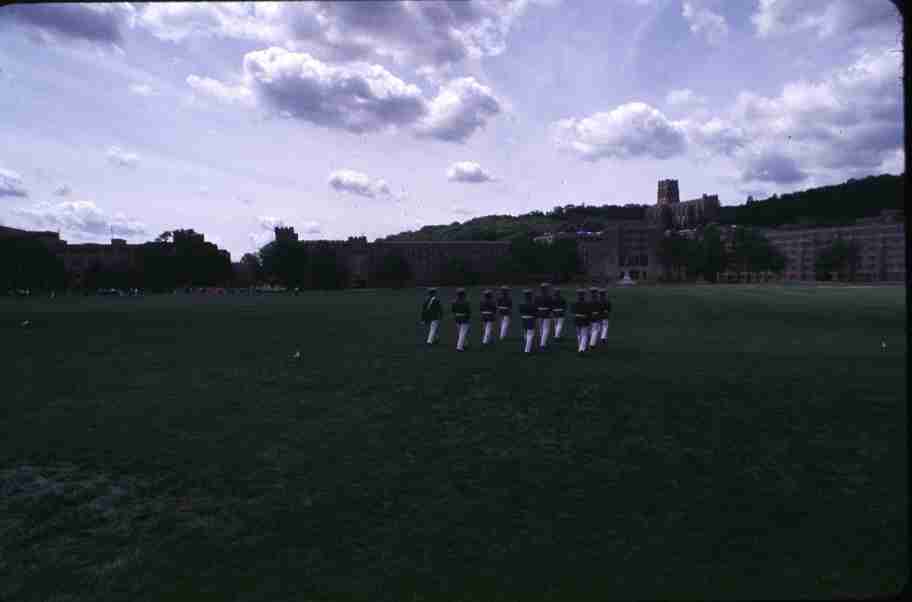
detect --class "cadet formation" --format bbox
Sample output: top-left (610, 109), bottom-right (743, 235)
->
top-left (420, 283), bottom-right (612, 355)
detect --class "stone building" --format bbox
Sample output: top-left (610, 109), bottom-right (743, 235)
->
top-left (576, 222), bottom-right (662, 282)
top-left (758, 210), bottom-right (906, 282)
top-left (294, 231), bottom-right (510, 286)
top-left (646, 179), bottom-right (721, 229)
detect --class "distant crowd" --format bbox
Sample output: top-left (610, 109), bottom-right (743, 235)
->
top-left (421, 283), bottom-right (612, 354)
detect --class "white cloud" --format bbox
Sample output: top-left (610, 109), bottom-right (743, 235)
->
top-left (12, 200), bottom-right (146, 240)
top-left (416, 77), bottom-right (503, 143)
top-left (137, 1), bottom-right (552, 72)
top-left (447, 161), bottom-right (495, 183)
top-left (752, 0), bottom-right (900, 39)
top-left (666, 88), bottom-right (706, 108)
top-left (186, 74), bottom-right (254, 107)
top-left (191, 50), bottom-right (502, 143)
top-left (328, 169), bottom-right (392, 198)
top-left (54, 185), bottom-right (71, 197)
top-left (129, 83), bottom-right (156, 96)
top-left (106, 146), bottom-right (140, 168)
top-left (553, 102), bottom-right (688, 161)
top-left (681, 46), bottom-right (902, 185)
top-left (682, 1), bottom-right (729, 45)
top-left (0, 167), bottom-right (28, 198)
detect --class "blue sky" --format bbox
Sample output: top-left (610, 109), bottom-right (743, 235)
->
top-left (0, 1), bottom-right (903, 258)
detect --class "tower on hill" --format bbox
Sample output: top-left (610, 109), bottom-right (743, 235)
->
top-left (657, 179), bottom-right (680, 206)
top-left (275, 226), bottom-right (298, 242)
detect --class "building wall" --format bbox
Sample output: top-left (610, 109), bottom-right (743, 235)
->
top-left (370, 241), bottom-right (509, 285)
top-left (760, 220), bottom-right (906, 282)
top-left (577, 222), bottom-right (661, 282)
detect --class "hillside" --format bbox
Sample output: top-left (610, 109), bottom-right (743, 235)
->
top-left (718, 173), bottom-right (905, 228)
top-left (381, 204), bottom-right (649, 242)
top-left (382, 173), bottom-right (904, 241)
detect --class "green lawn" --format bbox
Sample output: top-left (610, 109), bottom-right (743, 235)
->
top-left (1, 285), bottom-right (907, 600)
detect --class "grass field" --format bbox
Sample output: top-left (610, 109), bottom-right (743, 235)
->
top-left (2, 284), bottom-right (907, 600)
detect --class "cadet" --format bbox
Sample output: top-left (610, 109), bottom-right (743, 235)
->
top-left (519, 289), bottom-right (537, 354)
top-left (599, 289), bottom-right (612, 343)
top-left (588, 287), bottom-right (601, 349)
top-left (535, 282), bottom-right (554, 349)
top-left (496, 285), bottom-right (513, 340)
top-left (552, 288), bottom-right (567, 340)
top-left (480, 289), bottom-right (497, 345)
top-left (452, 288), bottom-right (471, 352)
top-left (572, 289), bottom-right (590, 354)
top-left (421, 287), bottom-right (442, 345)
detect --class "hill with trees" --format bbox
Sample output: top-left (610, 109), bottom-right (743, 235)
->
top-left (383, 173), bottom-right (904, 241)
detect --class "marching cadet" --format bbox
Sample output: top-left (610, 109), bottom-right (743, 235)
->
top-left (452, 288), bottom-right (471, 352)
top-left (480, 289), bottom-right (497, 345)
top-left (588, 287), bottom-right (601, 349)
top-left (496, 285), bottom-right (513, 340)
top-left (572, 289), bottom-right (590, 354)
top-left (599, 289), bottom-right (612, 343)
top-left (535, 282), bottom-right (554, 350)
top-left (420, 287), bottom-right (442, 345)
top-left (552, 288), bottom-right (567, 340)
top-left (519, 289), bottom-right (537, 354)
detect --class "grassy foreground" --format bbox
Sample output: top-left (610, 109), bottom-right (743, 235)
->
top-left (1, 285), bottom-right (907, 600)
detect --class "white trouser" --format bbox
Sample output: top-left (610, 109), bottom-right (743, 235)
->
top-left (539, 318), bottom-right (551, 348)
top-left (577, 325), bottom-right (589, 353)
top-left (426, 320), bottom-right (440, 344)
top-left (524, 329), bottom-right (535, 353)
top-left (554, 317), bottom-right (565, 339)
top-left (456, 323), bottom-right (470, 350)
top-left (589, 321), bottom-right (600, 347)
top-left (499, 315), bottom-right (510, 339)
top-left (601, 319), bottom-right (609, 340)
top-left (482, 321), bottom-right (494, 344)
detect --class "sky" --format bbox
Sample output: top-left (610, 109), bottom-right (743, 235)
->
top-left (0, 0), bottom-right (904, 259)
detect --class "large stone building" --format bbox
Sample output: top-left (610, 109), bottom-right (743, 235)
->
top-left (538, 223), bottom-right (662, 282)
top-left (1, 226), bottom-right (229, 287)
top-left (757, 210), bottom-right (906, 282)
top-left (646, 179), bottom-right (721, 229)
top-left (293, 231), bottom-right (510, 286)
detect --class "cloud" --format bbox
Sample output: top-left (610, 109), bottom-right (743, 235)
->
top-left (240, 197), bottom-right (254, 206)
top-left (553, 102), bottom-right (687, 161)
top-left (447, 161), bottom-right (495, 183)
top-left (416, 77), bottom-right (503, 143)
top-left (0, 167), bottom-right (28, 198)
top-left (752, 0), bottom-right (900, 38)
top-left (191, 50), bottom-right (502, 143)
top-left (3, 3), bottom-right (135, 45)
top-left (666, 88), bottom-right (706, 108)
top-left (682, 1), bottom-right (729, 45)
top-left (54, 185), bottom-right (72, 197)
top-left (186, 75), bottom-right (254, 107)
top-left (740, 149), bottom-right (807, 184)
top-left (328, 169), bottom-right (392, 198)
top-left (12, 200), bottom-right (146, 240)
top-left (137, 1), bottom-right (552, 72)
top-left (681, 46), bottom-right (902, 185)
top-left (106, 146), bottom-right (140, 168)
top-left (129, 83), bottom-right (156, 96)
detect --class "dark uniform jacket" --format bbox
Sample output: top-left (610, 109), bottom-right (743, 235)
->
top-left (496, 294), bottom-right (513, 316)
top-left (480, 299), bottom-right (497, 322)
top-left (534, 294), bottom-right (553, 319)
top-left (552, 296), bottom-right (567, 317)
top-left (603, 299), bottom-right (612, 317)
top-left (421, 296), bottom-right (442, 322)
top-left (518, 301), bottom-right (537, 330)
top-left (589, 298), bottom-right (601, 322)
top-left (571, 300), bottom-right (590, 326)
top-left (451, 300), bottom-right (471, 324)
